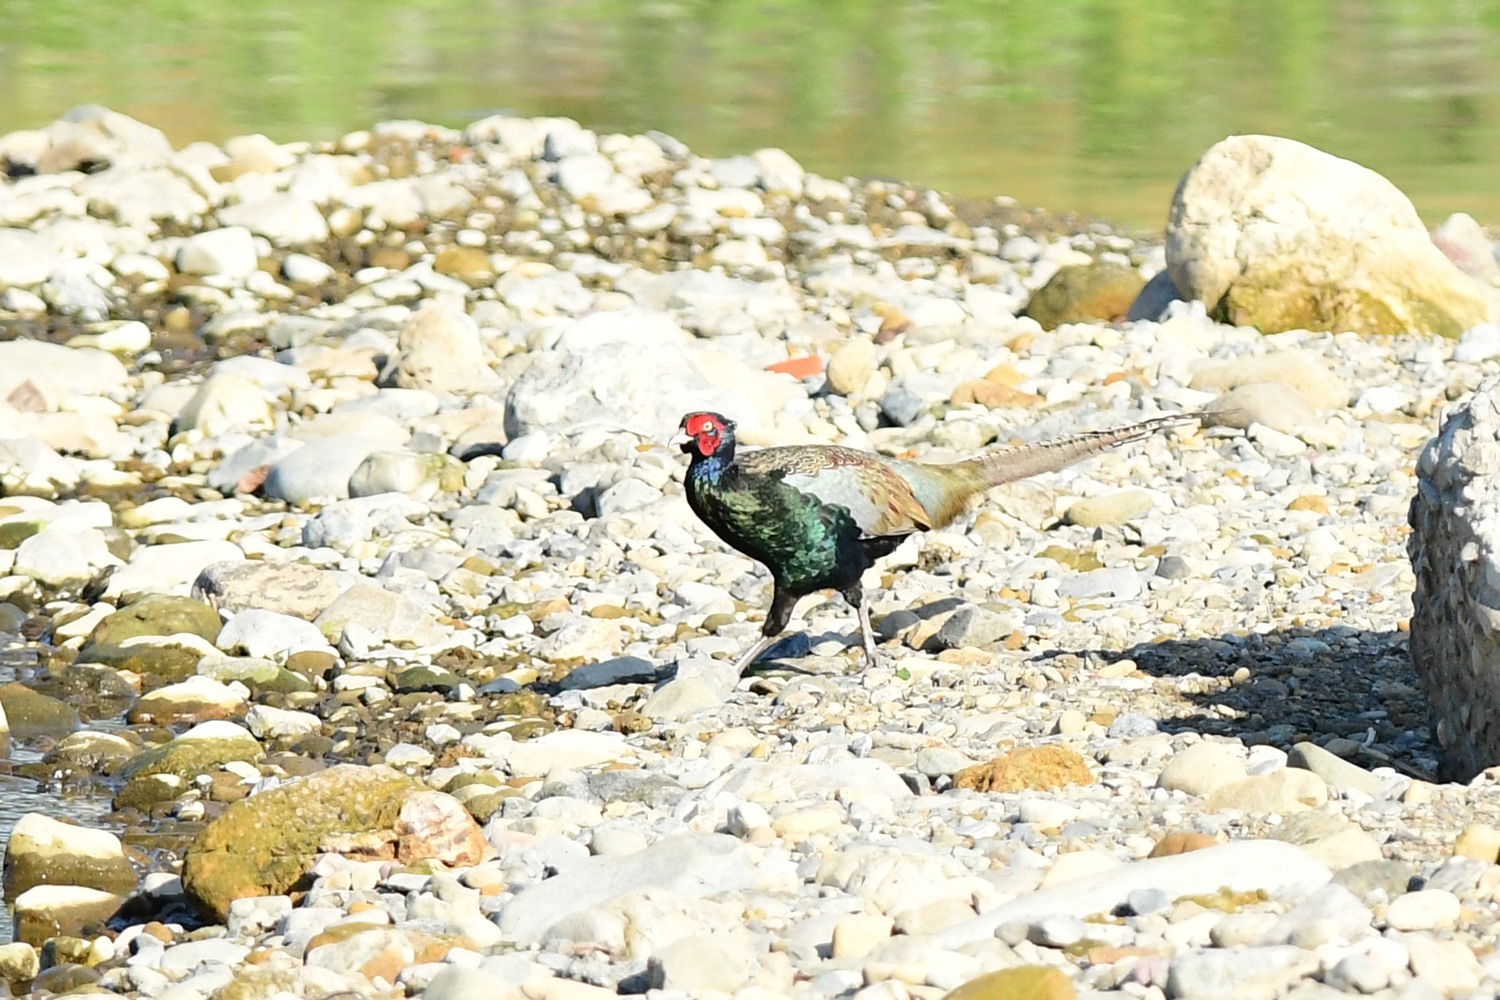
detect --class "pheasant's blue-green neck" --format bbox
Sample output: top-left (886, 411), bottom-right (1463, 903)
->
top-left (688, 452), bottom-right (734, 488)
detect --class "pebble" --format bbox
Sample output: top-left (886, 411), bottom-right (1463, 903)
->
top-left (0, 106), bottom-right (1492, 1000)
top-left (1384, 889), bottom-right (1460, 931)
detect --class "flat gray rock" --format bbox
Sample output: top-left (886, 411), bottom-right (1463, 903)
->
top-left (496, 832), bottom-right (755, 945)
top-left (935, 840), bottom-right (1332, 949)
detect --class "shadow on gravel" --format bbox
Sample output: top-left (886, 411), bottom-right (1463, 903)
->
top-left (1080, 625), bottom-right (1438, 780)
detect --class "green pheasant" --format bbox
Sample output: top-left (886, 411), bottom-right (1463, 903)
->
top-left (677, 408), bottom-right (1209, 671)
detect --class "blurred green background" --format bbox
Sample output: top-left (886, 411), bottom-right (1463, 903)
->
top-left (3, 0), bottom-right (1499, 230)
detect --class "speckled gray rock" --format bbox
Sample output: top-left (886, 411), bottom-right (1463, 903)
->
top-left (1410, 374), bottom-right (1500, 780)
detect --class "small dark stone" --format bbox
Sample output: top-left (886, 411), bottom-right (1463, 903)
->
top-left (1155, 555), bottom-right (1191, 579)
top-left (879, 385), bottom-right (925, 427)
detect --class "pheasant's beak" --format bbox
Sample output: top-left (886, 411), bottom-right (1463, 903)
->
top-left (669, 431), bottom-right (692, 451)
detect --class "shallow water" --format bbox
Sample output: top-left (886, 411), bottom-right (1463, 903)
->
top-left (0, 750), bottom-right (118, 945)
top-left (5, 1), bottom-right (1500, 229)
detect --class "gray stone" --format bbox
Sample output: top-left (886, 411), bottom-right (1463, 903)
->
top-left (1409, 375), bottom-right (1500, 780)
top-left (639, 676), bottom-right (725, 722)
top-left (1385, 889), bottom-right (1460, 931)
top-left (0, 339), bottom-right (130, 404)
top-left (39, 260), bottom-right (114, 321)
top-left (348, 450), bottom-right (456, 500)
top-left (1165, 945), bottom-right (1318, 999)
top-left (496, 833), bottom-right (755, 945)
top-left (0, 228), bottom-right (64, 286)
top-left (207, 437), bottom-right (306, 495)
top-left (172, 373), bottom-right (274, 436)
top-left (647, 931), bottom-right (757, 994)
top-left (1057, 566), bottom-right (1143, 601)
top-left (378, 302), bottom-right (499, 393)
top-left (936, 840), bottom-right (1331, 949)
top-left (1064, 489), bottom-right (1156, 528)
top-left (1287, 741), bottom-right (1385, 798)
top-left (1204, 768), bottom-right (1328, 814)
top-left (932, 605), bottom-right (1020, 650)
top-left (262, 436), bottom-right (386, 504)
top-left (192, 560), bottom-right (351, 620)
top-left (558, 656), bottom-right (657, 690)
top-left (503, 310), bottom-right (798, 441)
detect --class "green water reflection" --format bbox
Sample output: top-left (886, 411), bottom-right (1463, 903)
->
top-left (3, 0), bottom-right (1500, 229)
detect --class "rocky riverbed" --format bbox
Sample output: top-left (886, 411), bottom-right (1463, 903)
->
top-left (1, 106), bottom-right (1500, 999)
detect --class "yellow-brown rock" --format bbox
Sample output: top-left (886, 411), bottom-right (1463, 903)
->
top-left (942, 965), bottom-right (1076, 1000)
top-left (953, 745), bottom-right (1094, 793)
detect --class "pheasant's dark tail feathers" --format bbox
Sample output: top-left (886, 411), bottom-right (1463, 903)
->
top-left (969, 408), bottom-right (1215, 488)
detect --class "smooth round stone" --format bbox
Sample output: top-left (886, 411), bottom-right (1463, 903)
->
top-left (1157, 741), bottom-right (1247, 797)
top-left (1385, 889), bottom-right (1461, 931)
top-left (1027, 914), bottom-right (1087, 947)
top-left (282, 252), bottom-right (336, 285)
top-left (177, 226), bottom-right (259, 277)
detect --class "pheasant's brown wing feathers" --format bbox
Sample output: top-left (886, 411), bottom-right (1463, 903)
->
top-left (739, 445), bottom-right (933, 538)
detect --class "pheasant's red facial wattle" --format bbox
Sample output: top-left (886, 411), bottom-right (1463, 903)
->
top-left (679, 412), bottom-right (733, 457)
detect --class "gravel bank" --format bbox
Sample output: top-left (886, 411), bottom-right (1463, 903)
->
top-left (0, 106), bottom-right (1498, 1000)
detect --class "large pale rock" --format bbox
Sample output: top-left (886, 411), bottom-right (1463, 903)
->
top-left (104, 539), bottom-right (245, 600)
top-left (1166, 134), bottom-right (1493, 337)
top-left (171, 372), bottom-right (275, 436)
top-left (504, 310), bottom-right (801, 442)
top-left (27, 106), bottom-right (173, 173)
top-left (1409, 374), bottom-right (1500, 780)
top-left (936, 840), bottom-right (1331, 949)
top-left (12, 885), bottom-right (123, 948)
top-left (497, 833), bottom-right (755, 945)
top-left (177, 226), bottom-right (260, 278)
top-left (192, 559), bottom-right (352, 620)
top-left (261, 436), bottom-right (387, 504)
top-left (2, 812), bottom-right (136, 898)
top-left (378, 302), bottom-right (498, 393)
top-left (0, 340), bottom-right (131, 406)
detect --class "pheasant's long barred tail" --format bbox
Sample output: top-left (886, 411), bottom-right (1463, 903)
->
top-left (969, 410), bottom-right (1208, 489)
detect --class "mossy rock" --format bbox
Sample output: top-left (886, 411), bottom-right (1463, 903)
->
top-left (12, 886), bottom-right (123, 949)
top-left (82, 594), bottom-right (221, 648)
top-left (1215, 262), bottom-right (1489, 337)
top-left (389, 665), bottom-right (463, 694)
top-left (1023, 262), bottom-right (1144, 330)
top-left (491, 690), bottom-right (549, 718)
top-left (113, 773), bottom-right (189, 813)
top-left (0, 684), bottom-right (81, 741)
top-left (285, 649), bottom-right (337, 680)
top-left (30, 663), bottom-right (137, 720)
top-left (20, 730), bottom-right (140, 785)
top-left (181, 764), bottom-right (426, 921)
top-left (0, 518), bottom-right (47, 550)
top-left (2, 814), bottom-right (136, 898)
top-left (76, 594), bottom-right (221, 681)
top-left (197, 656), bottom-right (314, 695)
top-left (76, 639), bottom-right (210, 685)
top-left (942, 965), bottom-right (1076, 1000)
top-left (116, 727), bottom-right (264, 783)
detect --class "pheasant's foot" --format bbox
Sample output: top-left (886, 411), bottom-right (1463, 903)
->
top-left (856, 598), bottom-right (882, 670)
top-left (732, 633), bottom-right (782, 675)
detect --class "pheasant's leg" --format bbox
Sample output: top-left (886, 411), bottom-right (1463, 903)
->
top-left (733, 583), bottom-right (799, 674)
top-left (842, 583), bottom-right (881, 669)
